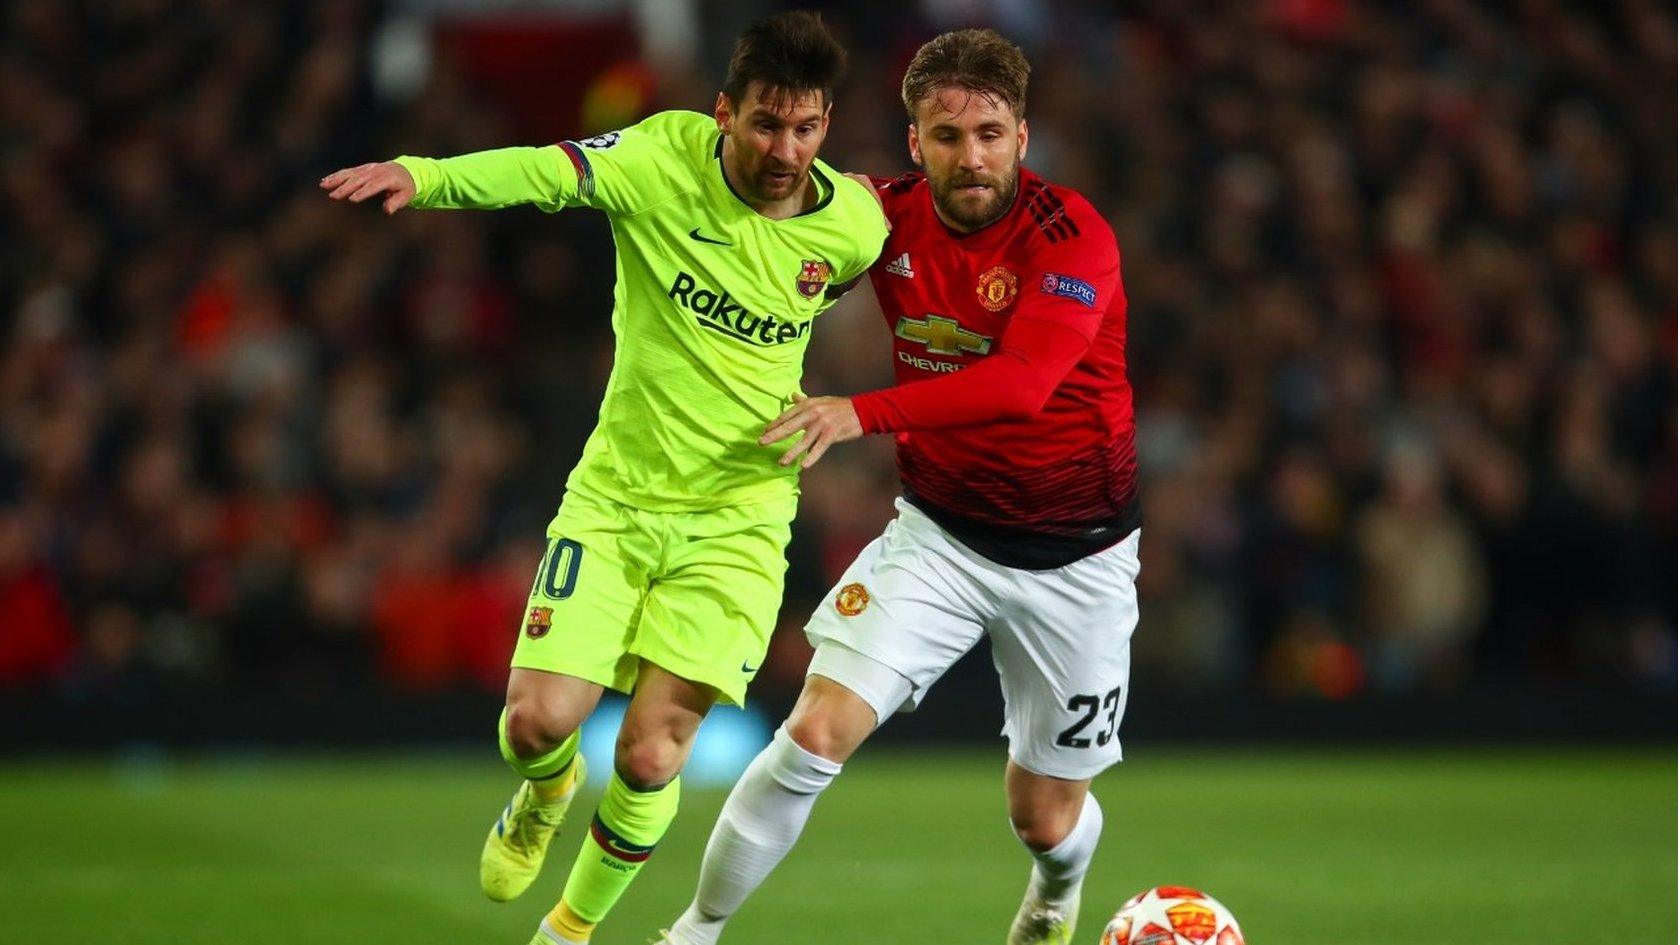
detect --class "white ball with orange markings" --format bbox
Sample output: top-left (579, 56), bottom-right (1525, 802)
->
top-left (1100, 886), bottom-right (1245, 945)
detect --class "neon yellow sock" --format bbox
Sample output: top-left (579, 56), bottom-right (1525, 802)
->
top-left (497, 708), bottom-right (579, 785)
top-left (557, 772), bottom-right (681, 924)
top-left (541, 900), bottom-right (594, 942)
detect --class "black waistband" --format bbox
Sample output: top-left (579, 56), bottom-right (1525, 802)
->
top-left (904, 489), bottom-right (1141, 570)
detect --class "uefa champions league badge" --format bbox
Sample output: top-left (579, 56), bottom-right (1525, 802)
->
top-left (574, 131), bottom-right (621, 150)
top-left (976, 265), bottom-right (1019, 312)
top-left (796, 259), bottom-right (832, 299)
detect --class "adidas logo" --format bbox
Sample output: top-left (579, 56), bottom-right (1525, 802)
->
top-left (885, 253), bottom-right (914, 278)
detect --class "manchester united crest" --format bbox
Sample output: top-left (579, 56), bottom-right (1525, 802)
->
top-left (976, 265), bottom-right (1019, 312)
top-left (835, 582), bottom-right (870, 616)
top-left (796, 258), bottom-right (832, 299)
top-left (525, 606), bottom-right (553, 638)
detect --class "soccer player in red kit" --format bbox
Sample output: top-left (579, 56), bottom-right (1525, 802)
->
top-left (662, 30), bottom-right (1136, 945)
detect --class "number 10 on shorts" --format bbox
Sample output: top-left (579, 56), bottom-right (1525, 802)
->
top-left (533, 538), bottom-right (583, 601)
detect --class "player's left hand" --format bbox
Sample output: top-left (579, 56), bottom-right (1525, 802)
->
top-left (762, 394), bottom-right (862, 468)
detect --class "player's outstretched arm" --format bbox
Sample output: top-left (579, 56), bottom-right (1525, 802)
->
top-left (319, 162), bottom-right (416, 215)
top-left (321, 147), bottom-right (577, 213)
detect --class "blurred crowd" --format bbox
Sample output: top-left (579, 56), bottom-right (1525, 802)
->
top-left (0, 0), bottom-right (1672, 704)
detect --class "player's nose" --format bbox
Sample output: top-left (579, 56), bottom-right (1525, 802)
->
top-left (770, 130), bottom-right (801, 165)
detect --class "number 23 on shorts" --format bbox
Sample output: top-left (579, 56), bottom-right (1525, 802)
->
top-left (1055, 684), bottom-right (1123, 749)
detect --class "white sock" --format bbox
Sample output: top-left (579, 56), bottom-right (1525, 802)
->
top-left (1026, 792), bottom-right (1103, 908)
top-left (668, 726), bottom-right (841, 945)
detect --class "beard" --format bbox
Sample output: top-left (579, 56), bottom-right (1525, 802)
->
top-left (930, 157), bottom-right (1020, 231)
top-left (744, 158), bottom-right (806, 203)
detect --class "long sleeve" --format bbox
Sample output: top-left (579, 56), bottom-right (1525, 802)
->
top-left (851, 316), bottom-right (1093, 432)
top-left (394, 146), bottom-right (578, 212)
top-left (391, 111), bottom-right (695, 217)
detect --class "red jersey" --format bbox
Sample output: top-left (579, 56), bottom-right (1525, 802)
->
top-left (850, 168), bottom-right (1139, 569)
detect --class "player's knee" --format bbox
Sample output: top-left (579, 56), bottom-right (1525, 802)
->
top-left (613, 734), bottom-right (679, 790)
top-left (503, 697), bottom-right (572, 760)
top-left (785, 682), bottom-right (876, 762)
top-left (785, 712), bottom-right (850, 762)
top-left (1009, 807), bottom-right (1075, 853)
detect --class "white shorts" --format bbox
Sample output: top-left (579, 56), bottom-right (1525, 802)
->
top-left (804, 498), bottom-right (1141, 780)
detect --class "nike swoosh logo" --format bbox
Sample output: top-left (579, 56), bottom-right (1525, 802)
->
top-left (689, 227), bottom-right (732, 246)
top-left (741, 661), bottom-right (759, 673)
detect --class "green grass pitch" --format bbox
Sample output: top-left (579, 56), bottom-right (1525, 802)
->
top-left (0, 747), bottom-right (1671, 943)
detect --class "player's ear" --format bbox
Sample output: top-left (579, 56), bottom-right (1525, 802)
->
top-left (714, 92), bottom-right (733, 133)
top-left (1017, 117), bottom-right (1029, 162)
top-left (907, 123), bottom-right (923, 167)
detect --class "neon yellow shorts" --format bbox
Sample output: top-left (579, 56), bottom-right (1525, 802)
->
top-left (511, 489), bottom-right (796, 707)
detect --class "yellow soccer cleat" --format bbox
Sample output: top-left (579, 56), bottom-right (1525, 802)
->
top-left (1006, 888), bottom-right (1077, 945)
top-left (480, 757), bottom-right (587, 902)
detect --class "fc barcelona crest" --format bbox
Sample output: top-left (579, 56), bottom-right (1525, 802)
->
top-left (525, 606), bottom-right (553, 639)
top-left (796, 258), bottom-right (832, 299)
top-left (976, 265), bottom-right (1019, 312)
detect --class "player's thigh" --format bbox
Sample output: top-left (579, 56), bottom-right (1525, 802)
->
top-left (628, 500), bottom-right (795, 708)
top-left (989, 530), bottom-right (1142, 781)
top-left (786, 658), bottom-right (907, 762)
top-left (510, 493), bottom-right (655, 695)
top-left (505, 667), bottom-right (606, 744)
top-left (804, 501), bottom-right (991, 713)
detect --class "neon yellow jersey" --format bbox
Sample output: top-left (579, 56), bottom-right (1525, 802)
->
top-left (396, 111), bottom-right (887, 511)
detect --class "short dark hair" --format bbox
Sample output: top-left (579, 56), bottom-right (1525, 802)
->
top-left (722, 12), bottom-right (847, 108)
top-left (901, 29), bottom-right (1029, 120)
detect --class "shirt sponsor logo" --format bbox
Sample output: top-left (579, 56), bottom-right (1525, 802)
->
top-left (668, 272), bottom-right (812, 347)
top-left (1040, 272), bottom-right (1098, 308)
top-left (796, 258), bottom-right (832, 299)
top-left (897, 351), bottom-right (964, 373)
top-left (895, 314), bottom-right (992, 356)
top-left (976, 265), bottom-right (1019, 312)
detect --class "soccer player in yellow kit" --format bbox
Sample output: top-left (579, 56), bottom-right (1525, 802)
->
top-left (320, 13), bottom-right (886, 944)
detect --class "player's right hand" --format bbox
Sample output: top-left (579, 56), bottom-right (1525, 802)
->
top-left (319, 161), bottom-right (415, 214)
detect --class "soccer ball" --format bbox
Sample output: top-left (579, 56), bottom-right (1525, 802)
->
top-left (1099, 886), bottom-right (1244, 945)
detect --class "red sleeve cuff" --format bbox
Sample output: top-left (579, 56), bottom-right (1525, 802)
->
top-left (851, 391), bottom-right (891, 435)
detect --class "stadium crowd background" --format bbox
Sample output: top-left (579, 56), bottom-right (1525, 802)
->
top-left (0, 0), bottom-right (1672, 716)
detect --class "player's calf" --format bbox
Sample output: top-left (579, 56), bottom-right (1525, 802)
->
top-left (482, 671), bottom-right (603, 902)
top-left (482, 709), bottom-right (589, 902)
top-left (1005, 777), bottom-right (1104, 945)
